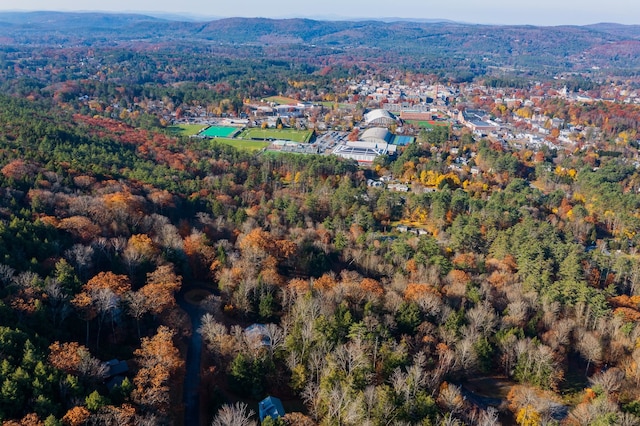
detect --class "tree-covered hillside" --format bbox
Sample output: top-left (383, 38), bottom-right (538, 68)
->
top-left (0, 12), bottom-right (640, 426)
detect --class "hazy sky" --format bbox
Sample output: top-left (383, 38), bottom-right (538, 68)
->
top-left (3, 0), bottom-right (639, 26)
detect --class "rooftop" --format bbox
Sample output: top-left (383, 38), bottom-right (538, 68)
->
top-left (258, 396), bottom-right (285, 421)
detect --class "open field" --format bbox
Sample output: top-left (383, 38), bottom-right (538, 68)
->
top-left (319, 101), bottom-right (353, 109)
top-left (210, 138), bottom-right (269, 151)
top-left (263, 96), bottom-right (299, 105)
top-left (166, 124), bottom-right (207, 136)
top-left (238, 128), bottom-right (313, 143)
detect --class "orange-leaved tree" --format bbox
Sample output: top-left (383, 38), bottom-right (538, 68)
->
top-left (132, 326), bottom-right (184, 417)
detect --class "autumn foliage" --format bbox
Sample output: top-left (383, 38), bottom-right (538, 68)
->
top-left (132, 326), bottom-right (184, 415)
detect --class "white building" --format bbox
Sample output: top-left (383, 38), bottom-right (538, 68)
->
top-left (332, 140), bottom-right (397, 164)
top-left (364, 109), bottom-right (398, 127)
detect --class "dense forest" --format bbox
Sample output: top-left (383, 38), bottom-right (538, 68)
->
top-left (0, 11), bottom-right (640, 426)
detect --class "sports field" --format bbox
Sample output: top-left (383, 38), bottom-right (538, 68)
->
top-left (199, 126), bottom-right (240, 138)
top-left (211, 138), bottom-right (269, 151)
top-left (406, 120), bottom-right (449, 129)
top-left (264, 96), bottom-right (299, 105)
top-left (167, 124), bottom-right (207, 137)
top-left (392, 135), bottom-right (415, 146)
top-left (319, 101), bottom-right (353, 109)
top-left (239, 128), bottom-right (313, 143)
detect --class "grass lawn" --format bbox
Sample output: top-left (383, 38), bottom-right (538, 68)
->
top-left (319, 101), bottom-right (353, 109)
top-left (166, 124), bottom-right (207, 136)
top-left (239, 128), bottom-right (313, 143)
top-left (263, 96), bottom-right (299, 105)
top-left (211, 138), bottom-right (269, 151)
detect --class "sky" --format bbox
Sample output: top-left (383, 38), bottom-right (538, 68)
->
top-left (2, 0), bottom-right (639, 26)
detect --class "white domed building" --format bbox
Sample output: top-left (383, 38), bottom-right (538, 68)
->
top-left (361, 127), bottom-right (393, 145)
top-left (332, 127), bottom-right (397, 164)
top-left (363, 109), bottom-right (399, 127)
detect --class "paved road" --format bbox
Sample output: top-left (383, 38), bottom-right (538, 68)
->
top-left (177, 288), bottom-right (210, 426)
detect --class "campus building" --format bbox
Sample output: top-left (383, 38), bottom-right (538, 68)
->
top-left (364, 109), bottom-right (399, 127)
top-left (332, 139), bottom-right (397, 164)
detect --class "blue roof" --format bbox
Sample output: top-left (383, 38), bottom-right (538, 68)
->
top-left (259, 396), bottom-right (285, 421)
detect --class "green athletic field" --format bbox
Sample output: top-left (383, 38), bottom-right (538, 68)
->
top-left (166, 124), bottom-right (207, 136)
top-left (319, 101), bottom-right (353, 109)
top-left (199, 126), bottom-right (240, 138)
top-left (211, 138), bottom-right (269, 151)
top-left (405, 120), bottom-right (449, 129)
top-left (238, 128), bottom-right (313, 143)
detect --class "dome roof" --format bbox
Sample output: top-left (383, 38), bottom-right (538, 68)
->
top-left (364, 109), bottom-right (397, 126)
top-left (361, 127), bottom-right (392, 144)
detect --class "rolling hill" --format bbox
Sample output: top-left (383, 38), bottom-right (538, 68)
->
top-left (0, 12), bottom-right (639, 74)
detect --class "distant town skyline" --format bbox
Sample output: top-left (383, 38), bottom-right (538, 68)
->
top-left (2, 0), bottom-right (639, 26)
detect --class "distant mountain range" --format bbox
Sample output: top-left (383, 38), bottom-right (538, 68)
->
top-left (1, 12), bottom-right (639, 74)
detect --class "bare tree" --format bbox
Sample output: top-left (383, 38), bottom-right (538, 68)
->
top-left (503, 299), bottom-right (529, 327)
top-left (589, 368), bottom-right (624, 396)
top-left (126, 291), bottom-right (148, 339)
top-left (264, 323), bottom-right (285, 360)
top-left (122, 246), bottom-right (144, 278)
top-left (415, 291), bottom-right (442, 318)
top-left (308, 346), bottom-right (329, 384)
top-left (211, 402), bottom-right (256, 426)
top-left (150, 215), bottom-right (183, 251)
top-left (576, 329), bottom-right (603, 374)
top-left (321, 381), bottom-right (363, 425)
top-left (619, 412), bottom-right (640, 426)
top-left (477, 407), bottom-right (501, 426)
top-left (454, 333), bottom-right (479, 373)
top-left (391, 352), bottom-right (429, 402)
top-left (567, 396), bottom-right (619, 426)
top-left (65, 244), bottom-right (95, 280)
top-left (12, 271), bottom-right (41, 289)
top-left (302, 382), bottom-right (322, 421)
top-left (110, 237), bottom-right (128, 256)
top-left (93, 288), bottom-right (118, 349)
top-left (426, 346), bottom-right (455, 394)
top-left (362, 385), bottom-right (397, 425)
top-left (541, 300), bottom-right (561, 329)
top-left (199, 313), bottom-right (232, 358)
top-left (77, 348), bottom-right (108, 382)
top-left (439, 414), bottom-right (464, 426)
top-left (45, 280), bottom-right (71, 328)
top-left (553, 318), bottom-right (575, 348)
top-left (329, 339), bottom-right (371, 382)
top-left (437, 383), bottom-right (464, 414)
top-left (0, 263), bottom-right (15, 287)
top-left (466, 302), bottom-right (497, 336)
